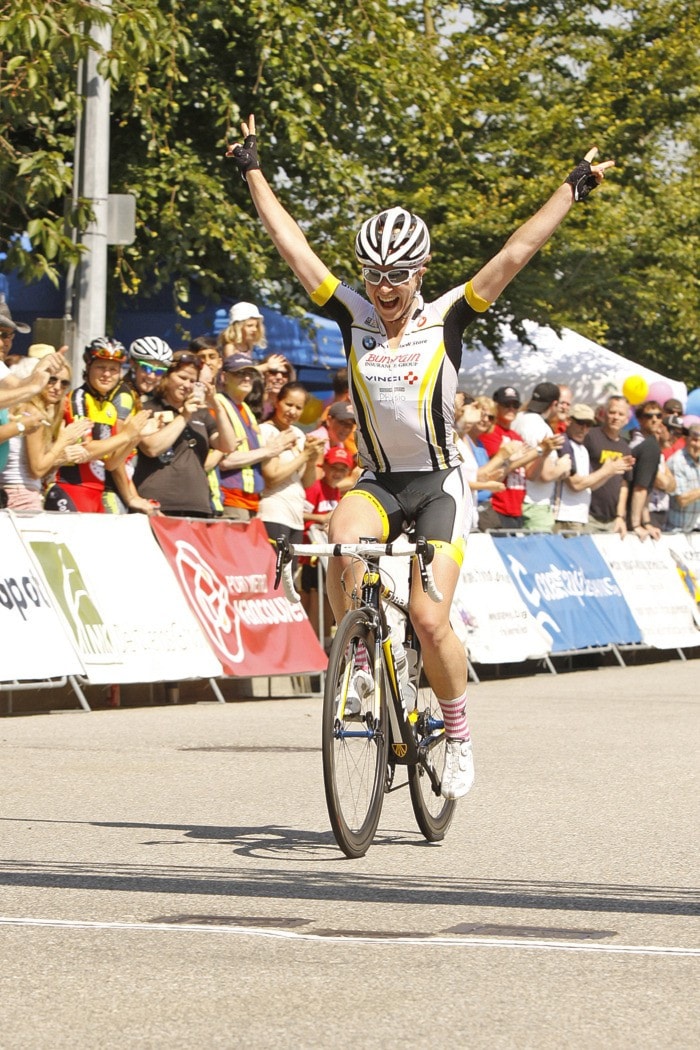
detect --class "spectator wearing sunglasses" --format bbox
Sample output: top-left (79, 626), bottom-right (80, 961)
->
top-left (260, 352), bottom-right (296, 420)
top-left (48, 338), bottom-right (152, 513)
top-left (101, 336), bottom-right (175, 513)
top-left (229, 112), bottom-right (613, 800)
top-left (553, 404), bottom-right (634, 532)
top-left (0, 356), bottom-right (95, 511)
top-left (661, 398), bottom-right (686, 461)
top-left (627, 400), bottom-right (676, 538)
top-left (307, 399), bottom-right (360, 491)
top-left (132, 350), bottom-right (239, 517)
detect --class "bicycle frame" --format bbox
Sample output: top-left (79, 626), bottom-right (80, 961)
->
top-left (275, 535), bottom-right (446, 785)
top-left (275, 535), bottom-right (456, 856)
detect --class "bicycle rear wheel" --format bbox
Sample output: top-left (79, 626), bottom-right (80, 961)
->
top-left (322, 608), bottom-right (388, 858)
top-left (408, 680), bottom-right (456, 840)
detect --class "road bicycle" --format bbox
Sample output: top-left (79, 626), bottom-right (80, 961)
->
top-left (275, 535), bottom-right (457, 858)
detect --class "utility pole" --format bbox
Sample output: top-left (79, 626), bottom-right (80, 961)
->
top-left (71, 0), bottom-right (112, 375)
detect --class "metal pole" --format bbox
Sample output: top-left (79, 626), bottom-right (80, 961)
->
top-left (73, 0), bottom-right (112, 372)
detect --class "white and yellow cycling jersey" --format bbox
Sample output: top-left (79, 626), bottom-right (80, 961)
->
top-left (311, 275), bottom-right (490, 473)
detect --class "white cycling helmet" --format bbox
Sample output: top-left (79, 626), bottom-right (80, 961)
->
top-left (128, 336), bottom-right (173, 364)
top-left (354, 206), bottom-right (431, 268)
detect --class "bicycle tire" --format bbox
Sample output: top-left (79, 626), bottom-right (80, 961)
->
top-left (322, 608), bottom-right (388, 858)
top-left (408, 680), bottom-right (456, 840)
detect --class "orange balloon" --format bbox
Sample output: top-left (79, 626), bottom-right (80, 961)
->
top-left (622, 374), bottom-right (649, 406)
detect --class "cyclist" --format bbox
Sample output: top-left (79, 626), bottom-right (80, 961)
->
top-left (102, 336), bottom-right (174, 512)
top-left (228, 114), bottom-right (613, 799)
top-left (50, 338), bottom-right (151, 513)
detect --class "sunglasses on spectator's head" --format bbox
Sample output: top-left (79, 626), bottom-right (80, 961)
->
top-left (362, 266), bottom-right (420, 286)
top-left (168, 351), bottom-right (202, 372)
top-left (135, 359), bottom-right (168, 377)
top-left (47, 376), bottom-right (71, 390)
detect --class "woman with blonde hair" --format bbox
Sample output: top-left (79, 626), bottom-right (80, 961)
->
top-left (0, 355), bottom-right (93, 510)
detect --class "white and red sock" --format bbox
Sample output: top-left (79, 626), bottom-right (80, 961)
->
top-left (439, 690), bottom-right (471, 741)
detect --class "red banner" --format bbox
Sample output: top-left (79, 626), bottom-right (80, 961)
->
top-left (150, 517), bottom-right (327, 676)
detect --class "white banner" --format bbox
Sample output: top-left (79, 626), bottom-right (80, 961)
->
top-left (656, 533), bottom-right (700, 629)
top-left (15, 513), bottom-right (222, 685)
top-left (592, 533), bottom-right (700, 649)
top-left (453, 534), bottom-right (552, 663)
top-left (0, 514), bottom-right (85, 682)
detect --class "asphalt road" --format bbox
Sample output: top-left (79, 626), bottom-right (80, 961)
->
top-left (1, 662), bottom-right (698, 1049)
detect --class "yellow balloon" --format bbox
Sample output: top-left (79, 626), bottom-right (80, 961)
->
top-left (622, 375), bottom-right (649, 406)
top-left (298, 394), bottom-right (324, 426)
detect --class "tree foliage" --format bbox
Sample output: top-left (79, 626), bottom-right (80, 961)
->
top-left (1, 1), bottom-right (698, 382)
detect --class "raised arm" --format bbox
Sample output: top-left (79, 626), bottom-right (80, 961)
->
top-left (471, 148), bottom-right (615, 304)
top-left (227, 115), bottom-right (330, 296)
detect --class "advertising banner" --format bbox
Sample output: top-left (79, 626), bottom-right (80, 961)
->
top-left (658, 533), bottom-right (700, 617)
top-left (150, 517), bottom-right (327, 676)
top-left (494, 534), bottom-right (642, 653)
top-left (16, 513), bottom-right (222, 684)
top-left (0, 514), bottom-right (85, 682)
top-left (453, 534), bottom-right (552, 663)
top-left (593, 533), bottom-right (700, 649)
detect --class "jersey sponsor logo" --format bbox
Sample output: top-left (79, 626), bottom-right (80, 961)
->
top-left (378, 389), bottom-right (407, 402)
top-left (364, 352), bottom-right (420, 367)
top-left (362, 335), bottom-right (377, 350)
top-left (404, 371), bottom-right (419, 386)
top-left (416, 315), bottom-right (427, 328)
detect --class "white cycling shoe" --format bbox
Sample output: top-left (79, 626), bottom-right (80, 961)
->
top-left (341, 669), bottom-right (374, 718)
top-left (441, 739), bottom-right (475, 799)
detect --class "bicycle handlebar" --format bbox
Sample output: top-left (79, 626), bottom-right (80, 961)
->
top-left (274, 537), bottom-right (443, 605)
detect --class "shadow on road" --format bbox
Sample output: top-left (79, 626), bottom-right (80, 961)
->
top-left (1, 817), bottom-right (698, 917)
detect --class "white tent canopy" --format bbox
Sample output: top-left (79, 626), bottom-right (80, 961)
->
top-left (459, 321), bottom-right (687, 408)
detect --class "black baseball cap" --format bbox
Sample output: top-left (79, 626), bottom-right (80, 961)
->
top-left (528, 381), bottom-right (560, 412)
top-left (493, 386), bottom-right (521, 406)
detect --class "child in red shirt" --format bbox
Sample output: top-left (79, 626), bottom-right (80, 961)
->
top-left (300, 446), bottom-right (354, 637)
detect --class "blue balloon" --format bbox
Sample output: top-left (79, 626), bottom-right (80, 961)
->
top-left (685, 388), bottom-right (700, 416)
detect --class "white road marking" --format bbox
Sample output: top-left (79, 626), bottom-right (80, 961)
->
top-left (0, 915), bottom-right (697, 957)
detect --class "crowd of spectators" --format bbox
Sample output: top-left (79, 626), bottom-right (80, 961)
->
top-left (2, 295), bottom-right (700, 540)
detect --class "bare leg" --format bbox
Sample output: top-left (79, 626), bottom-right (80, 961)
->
top-left (408, 552), bottom-right (466, 701)
top-left (326, 493), bottom-right (385, 624)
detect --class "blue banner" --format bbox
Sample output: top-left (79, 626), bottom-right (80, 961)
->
top-left (493, 534), bottom-right (642, 652)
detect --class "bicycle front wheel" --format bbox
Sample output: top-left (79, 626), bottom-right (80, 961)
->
top-left (322, 608), bottom-right (388, 858)
top-left (408, 681), bottom-right (456, 841)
